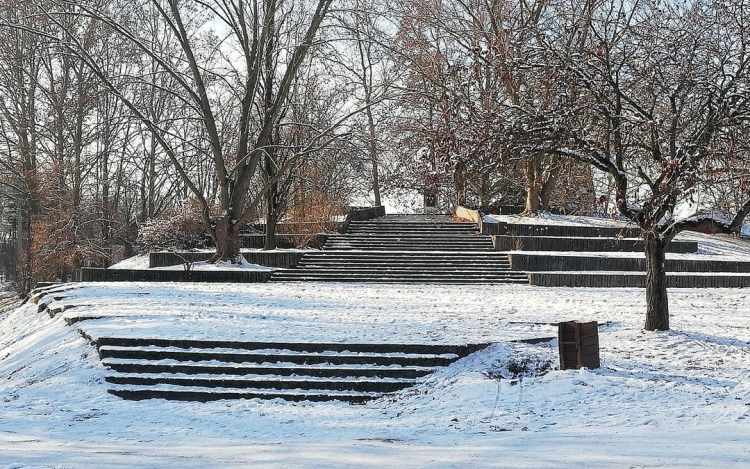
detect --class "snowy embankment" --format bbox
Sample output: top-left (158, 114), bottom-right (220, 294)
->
top-left (1, 282), bottom-right (749, 468)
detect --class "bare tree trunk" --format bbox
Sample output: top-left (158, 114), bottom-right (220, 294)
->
top-left (366, 107), bottom-right (381, 207)
top-left (523, 154), bottom-right (541, 214)
top-left (264, 200), bottom-right (277, 251)
top-left (453, 160), bottom-right (466, 208)
top-left (148, 134), bottom-right (157, 219)
top-left (644, 236), bottom-right (669, 331)
top-left (540, 178), bottom-right (554, 212)
top-left (263, 148), bottom-right (279, 250)
top-left (211, 218), bottom-right (241, 263)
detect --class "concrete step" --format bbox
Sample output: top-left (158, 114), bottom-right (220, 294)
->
top-left (324, 241), bottom-right (494, 246)
top-left (102, 360), bottom-right (435, 379)
top-left (98, 338), bottom-right (490, 403)
top-left (344, 233), bottom-right (479, 238)
top-left (292, 260), bottom-right (511, 271)
top-left (299, 258), bottom-right (510, 263)
top-left (323, 245), bottom-right (495, 251)
top-left (96, 338), bottom-right (485, 355)
top-left (105, 374), bottom-right (415, 393)
top-left (270, 276), bottom-right (529, 284)
top-left (326, 238), bottom-right (492, 244)
top-left (283, 268), bottom-right (516, 275)
top-left (108, 387), bottom-right (379, 403)
top-left (300, 251), bottom-right (508, 258)
top-left (349, 221), bottom-right (475, 227)
top-left (322, 245), bottom-right (495, 251)
top-left (270, 272), bottom-right (528, 281)
top-left (347, 228), bottom-right (478, 234)
top-left (99, 346), bottom-right (459, 367)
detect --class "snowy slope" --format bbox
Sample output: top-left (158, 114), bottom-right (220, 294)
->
top-left (1, 281), bottom-right (749, 468)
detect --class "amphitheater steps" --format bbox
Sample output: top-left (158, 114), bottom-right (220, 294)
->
top-left (96, 337), bottom-right (489, 403)
top-left (270, 215), bottom-right (524, 284)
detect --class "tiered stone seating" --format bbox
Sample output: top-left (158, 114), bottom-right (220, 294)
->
top-left (270, 215), bottom-right (528, 284)
top-left (96, 337), bottom-right (489, 403)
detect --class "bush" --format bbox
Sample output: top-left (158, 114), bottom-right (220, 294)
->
top-left (137, 200), bottom-right (210, 253)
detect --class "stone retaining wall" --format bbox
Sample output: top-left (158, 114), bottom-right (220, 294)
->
top-left (149, 251), bottom-right (307, 269)
top-left (75, 268), bottom-right (272, 283)
top-left (509, 254), bottom-right (750, 273)
top-left (504, 224), bottom-right (641, 238)
top-left (529, 272), bottom-right (750, 288)
top-left (493, 236), bottom-right (697, 253)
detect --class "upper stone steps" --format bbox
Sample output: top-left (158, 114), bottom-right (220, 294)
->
top-left (269, 213), bottom-right (525, 284)
top-left (295, 263), bottom-right (511, 269)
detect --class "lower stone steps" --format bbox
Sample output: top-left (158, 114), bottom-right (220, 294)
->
top-left (98, 338), bottom-right (490, 402)
top-left (108, 388), bottom-right (382, 404)
top-left (102, 360), bottom-right (434, 379)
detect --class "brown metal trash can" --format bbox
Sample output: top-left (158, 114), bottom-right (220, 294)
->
top-left (558, 321), bottom-right (600, 370)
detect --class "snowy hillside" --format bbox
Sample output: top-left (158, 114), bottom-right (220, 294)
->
top-left (1, 281), bottom-right (749, 468)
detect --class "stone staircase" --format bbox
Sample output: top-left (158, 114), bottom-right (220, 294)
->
top-left (97, 337), bottom-right (489, 403)
top-left (270, 214), bottom-right (528, 284)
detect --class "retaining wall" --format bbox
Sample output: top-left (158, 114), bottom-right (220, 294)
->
top-left (504, 224), bottom-right (641, 238)
top-left (493, 236), bottom-right (698, 253)
top-left (75, 268), bottom-right (272, 283)
top-left (238, 234), bottom-right (329, 249)
top-left (509, 254), bottom-right (750, 273)
top-left (529, 272), bottom-right (750, 288)
top-left (149, 251), bottom-right (307, 269)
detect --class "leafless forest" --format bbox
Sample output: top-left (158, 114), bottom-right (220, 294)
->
top-left (2, 0), bottom-right (750, 329)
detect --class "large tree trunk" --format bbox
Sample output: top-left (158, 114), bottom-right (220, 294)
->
top-left (264, 216), bottom-right (277, 251)
top-left (211, 217), bottom-right (242, 264)
top-left (644, 236), bottom-right (670, 331)
top-left (263, 152), bottom-right (279, 251)
top-left (523, 154), bottom-right (542, 214)
top-left (264, 185), bottom-right (278, 251)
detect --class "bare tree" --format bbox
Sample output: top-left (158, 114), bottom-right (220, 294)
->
top-left (393, 0), bottom-right (576, 213)
top-left (0, 0), bottom-right (48, 291)
top-left (32, 0), bottom-right (340, 262)
top-left (526, 0), bottom-right (750, 330)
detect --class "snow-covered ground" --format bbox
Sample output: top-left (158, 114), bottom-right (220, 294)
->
top-left (109, 254), bottom-right (277, 271)
top-left (488, 212), bottom-right (633, 227)
top-left (1, 281), bottom-right (749, 468)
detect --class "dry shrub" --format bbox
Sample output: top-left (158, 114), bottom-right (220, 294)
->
top-left (138, 199), bottom-right (210, 252)
top-left (283, 190), bottom-right (345, 247)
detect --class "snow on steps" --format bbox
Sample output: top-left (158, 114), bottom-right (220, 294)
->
top-left (95, 337), bottom-right (491, 403)
top-left (271, 215), bottom-right (525, 284)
